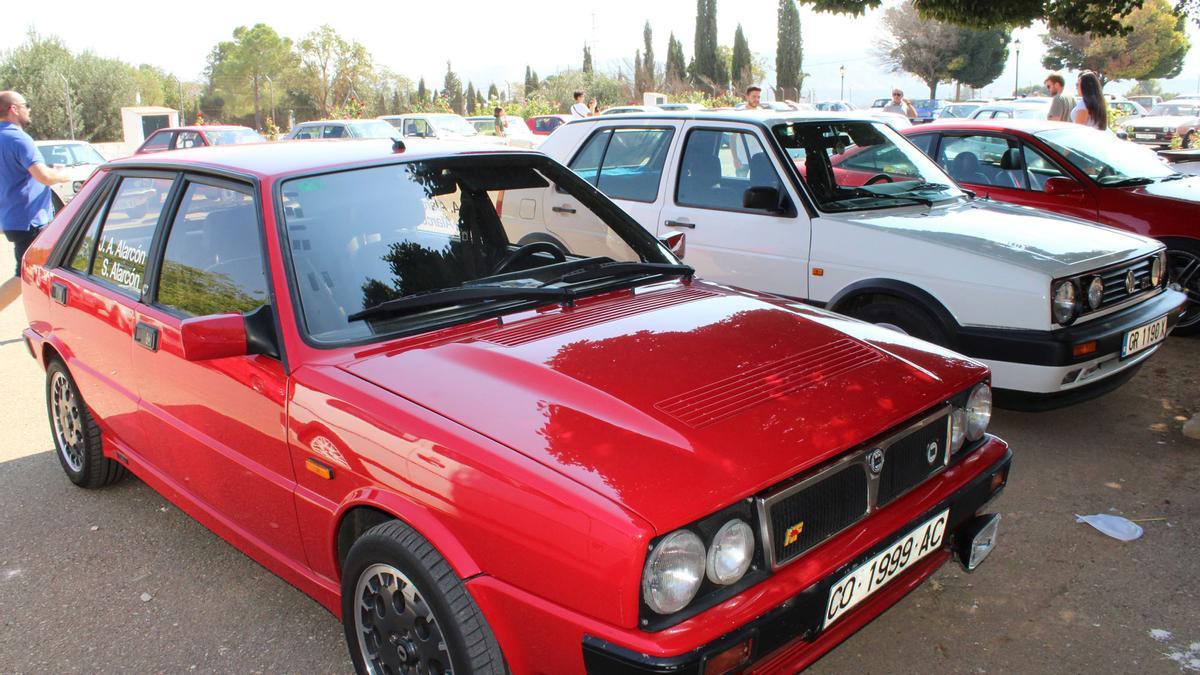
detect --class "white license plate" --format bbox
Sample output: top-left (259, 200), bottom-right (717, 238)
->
top-left (822, 510), bottom-right (948, 629)
top-left (1135, 133), bottom-right (1156, 139)
top-left (1121, 315), bottom-right (1168, 357)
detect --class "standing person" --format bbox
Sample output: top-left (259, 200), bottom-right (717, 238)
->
top-left (882, 89), bottom-right (917, 119)
top-left (1071, 71), bottom-right (1108, 131)
top-left (1044, 72), bottom-right (1075, 122)
top-left (570, 91), bottom-right (592, 118)
top-left (0, 91), bottom-right (69, 311)
top-left (492, 106), bottom-right (506, 137)
top-left (744, 86), bottom-right (765, 110)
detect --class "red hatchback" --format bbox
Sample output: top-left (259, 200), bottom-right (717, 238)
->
top-left (135, 125), bottom-right (265, 154)
top-left (904, 119), bottom-right (1200, 333)
top-left (20, 139), bottom-right (1010, 673)
top-left (527, 114), bottom-right (573, 135)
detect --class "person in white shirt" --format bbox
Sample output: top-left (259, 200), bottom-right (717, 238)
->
top-left (570, 91), bottom-right (594, 118)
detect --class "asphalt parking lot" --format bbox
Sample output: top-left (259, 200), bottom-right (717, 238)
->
top-left (0, 239), bottom-right (1197, 674)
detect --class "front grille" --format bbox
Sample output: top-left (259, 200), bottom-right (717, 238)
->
top-left (876, 414), bottom-right (950, 506)
top-left (1097, 256), bottom-right (1154, 309)
top-left (768, 464), bottom-right (869, 566)
top-left (758, 406), bottom-right (952, 569)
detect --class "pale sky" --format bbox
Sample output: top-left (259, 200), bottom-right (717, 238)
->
top-left (6, 0), bottom-right (1200, 105)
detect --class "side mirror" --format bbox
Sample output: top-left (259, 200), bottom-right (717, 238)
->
top-left (1044, 176), bottom-right (1084, 195)
top-left (180, 313), bottom-right (247, 361)
top-left (743, 186), bottom-right (783, 211)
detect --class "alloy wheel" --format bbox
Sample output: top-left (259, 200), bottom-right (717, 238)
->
top-left (1168, 249), bottom-right (1200, 330)
top-left (354, 563), bottom-right (452, 675)
top-left (50, 371), bottom-right (85, 472)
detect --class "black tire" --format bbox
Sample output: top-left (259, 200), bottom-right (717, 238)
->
top-left (45, 359), bottom-right (127, 488)
top-left (1164, 240), bottom-right (1200, 336)
top-left (341, 520), bottom-right (507, 675)
top-left (844, 295), bottom-right (949, 346)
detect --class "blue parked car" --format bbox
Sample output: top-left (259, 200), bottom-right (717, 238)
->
top-left (912, 99), bottom-right (951, 123)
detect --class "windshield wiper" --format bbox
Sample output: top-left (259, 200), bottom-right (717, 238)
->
top-left (1099, 176), bottom-right (1155, 187)
top-left (840, 187), bottom-right (934, 207)
top-left (347, 285), bottom-right (575, 322)
top-left (1160, 174), bottom-right (1188, 182)
top-left (902, 181), bottom-right (955, 193)
top-left (553, 261), bottom-right (694, 285)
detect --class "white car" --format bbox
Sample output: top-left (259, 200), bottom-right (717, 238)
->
top-left (466, 115), bottom-right (540, 149)
top-left (33, 140), bottom-right (105, 210)
top-left (379, 113), bottom-right (506, 145)
top-left (536, 111), bottom-right (1187, 408)
top-left (600, 105), bottom-right (663, 115)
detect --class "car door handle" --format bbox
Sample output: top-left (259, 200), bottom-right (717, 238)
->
top-left (664, 220), bottom-right (696, 229)
top-left (133, 322), bottom-right (159, 352)
top-left (552, 205), bottom-right (577, 214)
top-left (51, 281), bottom-right (68, 305)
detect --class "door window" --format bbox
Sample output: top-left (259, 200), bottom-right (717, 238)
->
top-left (322, 125), bottom-right (347, 139)
top-left (404, 119), bottom-right (432, 138)
top-left (140, 132), bottom-right (172, 152)
top-left (938, 135), bottom-right (1023, 189)
top-left (156, 183), bottom-right (267, 317)
top-left (292, 125), bottom-right (321, 140)
top-left (175, 131), bottom-right (202, 149)
top-left (907, 133), bottom-right (936, 156)
top-left (90, 176), bottom-right (174, 296)
top-left (1022, 145), bottom-right (1070, 191)
top-left (676, 129), bottom-right (782, 212)
top-left (569, 128), bottom-right (675, 202)
top-left (67, 204), bottom-right (106, 273)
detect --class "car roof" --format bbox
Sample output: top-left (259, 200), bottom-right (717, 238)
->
top-left (34, 139), bottom-right (91, 145)
top-left (295, 119), bottom-right (389, 126)
top-left (906, 118), bottom-right (1074, 135)
top-left (156, 125), bottom-right (252, 132)
top-left (560, 109), bottom-right (890, 128)
top-left (106, 138), bottom-right (535, 179)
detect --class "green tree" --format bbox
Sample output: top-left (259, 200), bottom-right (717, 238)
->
top-left (297, 25), bottom-right (374, 118)
top-left (665, 33), bottom-right (688, 91)
top-left (634, 51), bottom-right (645, 98)
top-left (0, 32), bottom-right (77, 140)
top-left (1042, 0), bottom-right (1190, 83)
top-left (583, 44), bottom-right (593, 75)
top-left (207, 24), bottom-right (295, 129)
top-left (465, 82), bottom-right (477, 114)
top-left (947, 27), bottom-right (1011, 93)
top-left (776, 0), bottom-right (804, 99)
top-left (487, 82), bottom-right (499, 101)
top-left (416, 77), bottom-right (427, 103)
top-left (795, 0), bottom-right (1196, 35)
top-left (71, 52), bottom-right (138, 141)
top-left (876, 2), bottom-right (960, 98)
top-left (444, 62), bottom-right (464, 114)
top-left (524, 65), bottom-right (540, 94)
top-left (642, 22), bottom-right (657, 92)
top-left (693, 0), bottom-right (721, 92)
top-left (731, 24), bottom-right (753, 92)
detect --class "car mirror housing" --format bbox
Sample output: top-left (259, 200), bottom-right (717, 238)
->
top-left (743, 186), bottom-right (784, 212)
top-left (1044, 177), bottom-right (1084, 195)
top-left (180, 313), bottom-right (249, 361)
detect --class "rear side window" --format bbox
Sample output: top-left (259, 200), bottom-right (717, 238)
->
top-left (569, 128), bottom-right (675, 202)
top-left (156, 183), bottom-right (266, 317)
top-left (91, 176), bottom-right (174, 296)
top-left (175, 131), bottom-right (202, 149)
top-left (140, 132), bottom-right (171, 152)
top-left (322, 125), bottom-right (346, 139)
top-left (292, 125), bottom-right (321, 140)
top-left (68, 205), bottom-right (105, 273)
top-left (907, 133), bottom-right (936, 156)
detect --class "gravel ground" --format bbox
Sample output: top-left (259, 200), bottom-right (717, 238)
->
top-left (0, 238), bottom-right (1197, 674)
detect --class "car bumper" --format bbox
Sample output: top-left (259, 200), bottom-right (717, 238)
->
top-left (467, 439), bottom-right (1011, 674)
top-left (1126, 131), bottom-right (1173, 146)
top-left (954, 289), bottom-right (1186, 402)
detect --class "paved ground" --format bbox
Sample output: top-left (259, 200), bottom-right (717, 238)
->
top-left (0, 238), bottom-right (1197, 673)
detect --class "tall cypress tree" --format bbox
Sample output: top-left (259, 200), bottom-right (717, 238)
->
top-left (732, 25), bottom-right (752, 91)
top-left (634, 51), bottom-right (645, 98)
top-left (524, 65), bottom-right (538, 94)
top-left (642, 22), bottom-right (656, 92)
top-left (665, 33), bottom-right (688, 86)
top-left (487, 82), bottom-right (499, 101)
top-left (776, 0), bottom-right (803, 99)
top-left (465, 82), bottom-right (476, 114)
top-left (444, 61), bottom-right (464, 114)
top-left (693, 0), bottom-right (721, 91)
top-left (416, 77), bottom-right (427, 103)
top-left (583, 44), bottom-right (593, 75)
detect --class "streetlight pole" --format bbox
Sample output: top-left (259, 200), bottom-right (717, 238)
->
top-left (58, 72), bottom-right (75, 140)
top-left (263, 74), bottom-right (275, 124)
top-left (1013, 38), bottom-right (1022, 96)
top-left (839, 65), bottom-right (845, 101)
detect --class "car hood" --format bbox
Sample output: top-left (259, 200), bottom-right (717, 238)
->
top-left (1132, 115), bottom-right (1199, 126)
top-left (61, 164), bottom-right (99, 182)
top-left (831, 198), bottom-right (1159, 276)
top-left (338, 282), bottom-right (986, 531)
top-left (1127, 175), bottom-right (1200, 204)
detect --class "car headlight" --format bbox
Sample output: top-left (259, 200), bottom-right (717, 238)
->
top-left (1087, 276), bottom-right (1104, 309)
top-left (1052, 280), bottom-right (1078, 324)
top-left (1151, 251), bottom-right (1165, 286)
top-left (965, 383), bottom-right (992, 441)
top-left (642, 530), bottom-right (706, 614)
top-left (706, 519), bottom-right (754, 585)
top-left (949, 408), bottom-right (967, 451)
top-left (1163, 126), bottom-right (1172, 133)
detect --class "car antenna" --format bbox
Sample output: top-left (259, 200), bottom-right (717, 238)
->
top-left (392, 138), bottom-right (405, 153)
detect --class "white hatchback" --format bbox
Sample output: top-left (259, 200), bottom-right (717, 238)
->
top-left (34, 140), bottom-right (105, 210)
top-left (536, 111), bottom-right (1187, 409)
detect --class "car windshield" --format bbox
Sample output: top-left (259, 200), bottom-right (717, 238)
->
top-left (1148, 104), bottom-right (1200, 116)
top-left (912, 99), bottom-right (942, 109)
top-left (349, 120), bottom-right (400, 138)
top-left (206, 129), bottom-right (265, 145)
top-left (281, 154), bottom-right (671, 343)
top-left (428, 114), bottom-right (477, 136)
top-left (1037, 126), bottom-right (1177, 184)
top-left (38, 143), bottom-right (105, 166)
top-left (772, 120), bottom-right (964, 212)
top-left (941, 104), bottom-right (979, 118)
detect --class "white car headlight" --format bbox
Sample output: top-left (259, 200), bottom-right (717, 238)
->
top-left (949, 408), bottom-right (967, 452)
top-left (1087, 276), bottom-right (1104, 309)
top-left (1151, 251), bottom-right (1165, 286)
top-left (706, 520), bottom-right (754, 585)
top-left (966, 384), bottom-right (992, 441)
top-left (1052, 280), bottom-right (1077, 324)
top-left (643, 530), bottom-right (706, 614)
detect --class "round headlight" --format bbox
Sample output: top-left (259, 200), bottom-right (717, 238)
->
top-left (1151, 252), bottom-right (1165, 287)
top-left (642, 530), bottom-right (705, 614)
top-left (1052, 280), bottom-right (1077, 324)
top-left (707, 519), bottom-right (755, 585)
top-left (966, 384), bottom-right (992, 441)
top-left (1087, 276), bottom-right (1104, 309)
top-left (949, 408), bottom-right (967, 451)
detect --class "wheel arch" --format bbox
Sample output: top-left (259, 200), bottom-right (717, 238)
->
top-left (828, 279), bottom-right (963, 343)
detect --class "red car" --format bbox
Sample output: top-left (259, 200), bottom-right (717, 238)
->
top-left (527, 114), bottom-right (573, 135)
top-left (903, 119), bottom-right (1200, 333)
top-left (20, 139), bottom-right (1010, 673)
top-left (135, 125), bottom-right (265, 154)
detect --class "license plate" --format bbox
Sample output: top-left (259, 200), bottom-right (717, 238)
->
top-left (822, 510), bottom-right (948, 629)
top-left (1121, 315), bottom-right (1168, 357)
top-left (1135, 133), bottom-right (1156, 139)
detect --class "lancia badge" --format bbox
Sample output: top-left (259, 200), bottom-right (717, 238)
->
top-left (926, 440), bottom-right (940, 464)
top-left (784, 521), bottom-right (805, 546)
top-left (1125, 270), bottom-right (1136, 295)
top-left (867, 448), bottom-right (885, 474)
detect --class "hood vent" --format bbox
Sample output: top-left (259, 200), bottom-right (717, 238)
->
top-left (484, 286), bottom-right (716, 347)
top-left (656, 338), bottom-right (883, 428)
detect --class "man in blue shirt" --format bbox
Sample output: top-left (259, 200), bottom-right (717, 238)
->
top-left (1, 90), bottom-right (69, 310)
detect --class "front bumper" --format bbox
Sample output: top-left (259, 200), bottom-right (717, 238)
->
top-left (582, 445), bottom-right (1012, 674)
top-left (1126, 129), bottom-right (1174, 146)
top-left (952, 289), bottom-right (1186, 402)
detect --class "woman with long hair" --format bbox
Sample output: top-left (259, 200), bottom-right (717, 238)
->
top-left (1071, 71), bottom-right (1108, 130)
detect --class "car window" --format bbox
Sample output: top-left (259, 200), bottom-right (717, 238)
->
top-left (292, 125), bottom-right (321, 140)
top-left (67, 202), bottom-right (106, 273)
top-left (322, 125), bottom-right (346, 139)
top-left (91, 176), bottom-right (174, 296)
top-left (677, 129), bottom-right (782, 212)
top-left (907, 133), bottom-right (936, 155)
top-left (404, 119), bottom-right (432, 137)
top-left (571, 128), bottom-right (674, 203)
top-left (991, 111), bottom-right (1012, 119)
top-left (568, 129), bottom-right (611, 187)
top-left (206, 129), bottom-right (265, 145)
top-left (156, 183), bottom-right (267, 318)
top-left (938, 135), bottom-right (1024, 189)
top-left (176, 131), bottom-right (202, 149)
top-left (535, 117), bottom-right (562, 133)
top-left (140, 132), bottom-right (172, 152)
top-left (1022, 145), bottom-right (1069, 191)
